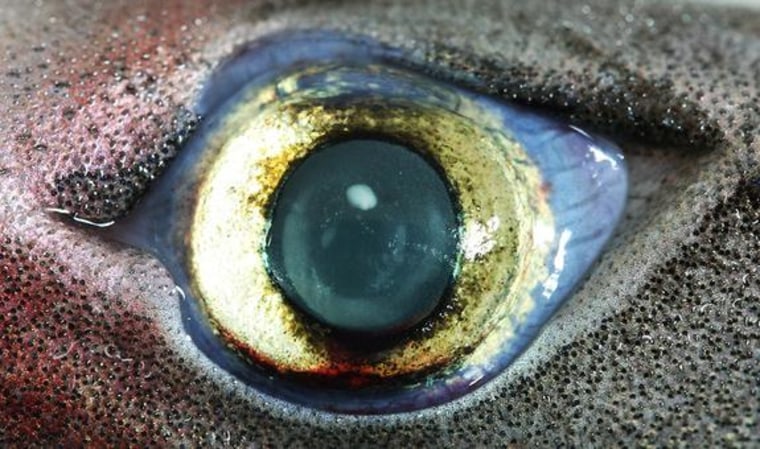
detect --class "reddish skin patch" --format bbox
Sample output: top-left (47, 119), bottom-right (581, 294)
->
top-left (0, 2), bottom-right (240, 445)
top-left (0, 242), bottom-right (140, 446)
top-left (0, 236), bottom-right (228, 446)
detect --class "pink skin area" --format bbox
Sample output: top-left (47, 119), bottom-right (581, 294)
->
top-left (0, 2), bottom-right (236, 445)
top-left (1, 0), bottom-right (758, 447)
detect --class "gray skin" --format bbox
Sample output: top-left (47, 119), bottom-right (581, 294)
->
top-left (0, 0), bottom-right (758, 447)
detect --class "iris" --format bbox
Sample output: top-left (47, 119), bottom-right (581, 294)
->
top-left (98, 31), bottom-right (628, 413)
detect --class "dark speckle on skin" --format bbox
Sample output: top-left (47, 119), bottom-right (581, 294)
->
top-left (0, 0), bottom-right (758, 447)
top-left (50, 108), bottom-right (198, 222)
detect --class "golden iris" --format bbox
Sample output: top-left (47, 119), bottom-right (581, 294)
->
top-left (185, 64), bottom-right (553, 385)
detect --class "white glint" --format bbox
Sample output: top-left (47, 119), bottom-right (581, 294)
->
top-left (568, 125), bottom-right (622, 170)
top-left (172, 285), bottom-right (186, 301)
top-left (533, 221), bottom-right (556, 250)
top-left (568, 125), bottom-right (592, 139)
top-left (346, 183), bottom-right (378, 211)
top-left (464, 367), bottom-right (487, 387)
top-left (542, 229), bottom-right (573, 299)
top-left (72, 215), bottom-right (116, 228)
top-left (45, 206), bottom-right (115, 228)
top-left (462, 216), bottom-right (501, 260)
top-left (589, 145), bottom-right (620, 169)
top-left (45, 207), bottom-right (72, 215)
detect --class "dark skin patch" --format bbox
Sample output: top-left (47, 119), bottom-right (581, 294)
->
top-left (50, 108), bottom-right (198, 222)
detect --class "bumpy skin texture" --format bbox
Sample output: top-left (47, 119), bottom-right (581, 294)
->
top-left (0, 0), bottom-right (758, 447)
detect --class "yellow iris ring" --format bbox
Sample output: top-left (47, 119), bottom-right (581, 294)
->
top-left (187, 66), bottom-right (553, 382)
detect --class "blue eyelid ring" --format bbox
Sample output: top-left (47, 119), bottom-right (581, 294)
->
top-left (91, 30), bottom-right (627, 414)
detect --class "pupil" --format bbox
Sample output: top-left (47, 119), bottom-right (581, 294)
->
top-left (265, 138), bottom-right (459, 335)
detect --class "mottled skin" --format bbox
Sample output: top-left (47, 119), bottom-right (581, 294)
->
top-left (0, 0), bottom-right (758, 447)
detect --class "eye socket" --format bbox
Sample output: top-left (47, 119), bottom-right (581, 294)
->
top-left (100, 31), bottom-right (627, 414)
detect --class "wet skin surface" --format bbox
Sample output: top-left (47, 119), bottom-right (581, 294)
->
top-left (0, 0), bottom-right (758, 447)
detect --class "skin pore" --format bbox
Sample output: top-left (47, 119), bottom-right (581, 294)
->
top-left (0, 0), bottom-right (758, 446)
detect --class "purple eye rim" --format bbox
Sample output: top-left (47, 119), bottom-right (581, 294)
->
top-left (100, 30), bottom-right (628, 414)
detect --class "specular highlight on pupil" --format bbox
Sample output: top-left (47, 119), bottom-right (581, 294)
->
top-left (265, 138), bottom-right (460, 335)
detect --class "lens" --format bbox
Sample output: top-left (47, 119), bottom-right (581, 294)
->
top-left (265, 138), bottom-right (459, 336)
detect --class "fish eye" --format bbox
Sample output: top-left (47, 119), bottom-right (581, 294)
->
top-left (93, 30), bottom-right (627, 414)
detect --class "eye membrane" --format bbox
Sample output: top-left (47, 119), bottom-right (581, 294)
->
top-left (96, 31), bottom-right (627, 414)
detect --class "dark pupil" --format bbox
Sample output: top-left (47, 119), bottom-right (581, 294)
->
top-left (265, 138), bottom-right (459, 335)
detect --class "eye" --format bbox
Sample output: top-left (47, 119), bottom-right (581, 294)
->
top-left (96, 31), bottom-right (627, 414)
